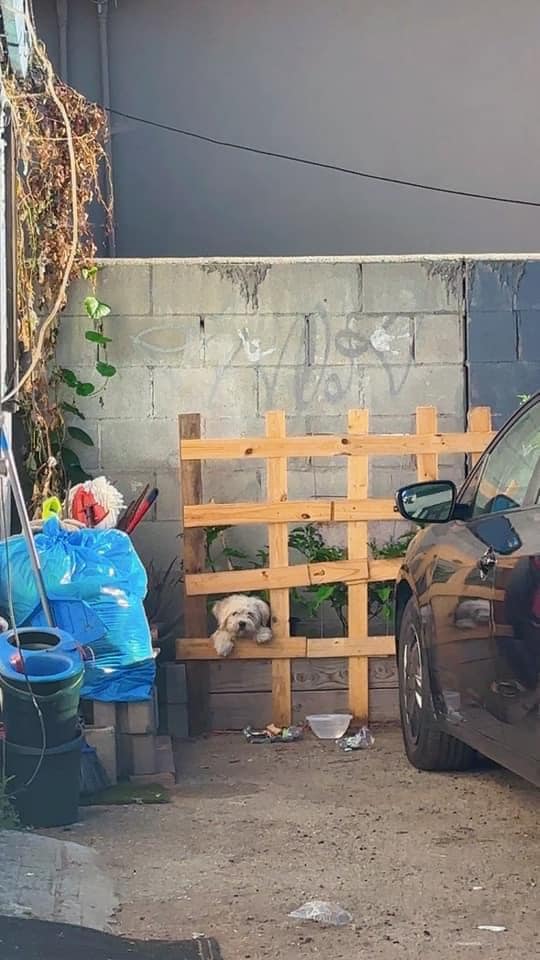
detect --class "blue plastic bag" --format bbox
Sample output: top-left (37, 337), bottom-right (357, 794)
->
top-left (0, 518), bottom-right (155, 701)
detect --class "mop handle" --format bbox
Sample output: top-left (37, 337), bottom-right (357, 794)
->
top-left (0, 421), bottom-right (55, 629)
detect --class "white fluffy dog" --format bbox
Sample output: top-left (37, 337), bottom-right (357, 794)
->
top-left (211, 594), bottom-right (272, 657)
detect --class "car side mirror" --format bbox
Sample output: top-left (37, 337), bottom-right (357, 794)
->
top-left (395, 480), bottom-right (457, 524)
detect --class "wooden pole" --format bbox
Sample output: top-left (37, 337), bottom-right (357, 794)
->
top-left (266, 411), bottom-right (292, 725)
top-left (179, 414), bottom-right (210, 735)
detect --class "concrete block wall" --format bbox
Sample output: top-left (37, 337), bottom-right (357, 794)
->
top-left (59, 256), bottom-right (468, 585)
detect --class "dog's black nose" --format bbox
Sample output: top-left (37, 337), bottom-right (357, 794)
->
top-left (239, 620), bottom-right (246, 630)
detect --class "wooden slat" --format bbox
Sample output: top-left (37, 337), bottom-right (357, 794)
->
top-left (184, 556), bottom-right (399, 596)
top-left (179, 414), bottom-right (210, 735)
top-left (266, 411), bottom-right (292, 725)
top-left (347, 410), bottom-right (370, 723)
top-left (184, 497), bottom-right (396, 527)
top-left (416, 406), bottom-right (438, 482)
top-left (468, 406), bottom-right (493, 466)
top-left (307, 636), bottom-right (395, 658)
top-left (178, 637), bottom-right (307, 660)
top-left (185, 558), bottom-right (370, 597)
top-left (181, 430), bottom-right (494, 461)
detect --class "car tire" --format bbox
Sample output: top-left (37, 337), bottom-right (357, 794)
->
top-left (398, 596), bottom-right (476, 771)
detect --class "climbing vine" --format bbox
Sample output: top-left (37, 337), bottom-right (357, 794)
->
top-left (1, 37), bottom-right (112, 512)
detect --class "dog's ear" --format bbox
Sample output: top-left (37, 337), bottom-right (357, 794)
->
top-left (252, 597), bottom-right (270, 626)
top-left (212, 599), bottom-right (225, 624)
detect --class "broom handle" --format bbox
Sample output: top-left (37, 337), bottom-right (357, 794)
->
top-left (0, 420), bottom-right (55, 629)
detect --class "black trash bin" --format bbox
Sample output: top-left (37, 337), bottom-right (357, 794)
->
top-left (6, 732), bottom-right (83, 827)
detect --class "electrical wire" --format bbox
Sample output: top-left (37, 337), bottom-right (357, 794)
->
top-left (105, 106), bottom-right (540, 210)
top-left (0, 478), bottom-right (47, 793)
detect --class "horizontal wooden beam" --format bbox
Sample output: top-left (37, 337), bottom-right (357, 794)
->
top-left (178, 637), bottom-right (307, 660)
top-left (184, 498), bottom-right (397, 527)
top-left (177, 635), bottom-right (395, 661)
top-left (181, 431), bottom-right (494, 462)
top-left (306, 636), bottom-right (395, 658)
top-left (186, 556), bottom-right (402, 596)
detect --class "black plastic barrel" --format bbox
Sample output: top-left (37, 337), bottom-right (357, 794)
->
top-left (0, 629), bottom-right (84, 747)
top-left (6, 732), bottom-right (83, 827)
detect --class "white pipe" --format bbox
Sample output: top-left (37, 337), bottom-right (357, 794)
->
top-left (96, 0), bottom-right (116, 256)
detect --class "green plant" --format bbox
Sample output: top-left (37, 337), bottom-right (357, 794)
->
top-left (368, 531), bottom-right (416, 624)
top-left (203, 523), bottom-right (414, 635)
top-left (0, 777), bottom-right (19, 829)
top-left (144, 558), bottom-right (183, 638)
top-left (518, 394), bottom-right (532, 406)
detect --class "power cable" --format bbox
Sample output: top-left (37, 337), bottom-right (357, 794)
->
top-left (106, 106), bottom-right (540, 209)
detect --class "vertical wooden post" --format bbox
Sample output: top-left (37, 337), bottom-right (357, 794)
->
top-left (416, 407), bottom-right (438, 482)
top-left (179, 414), bottom-right (210, 735)
top-left (347, 409), bottom-right (370, 722)
top-left (468, 407), bottom-right (492, 466)
top-left (265, 410), bottom-right (292, 725)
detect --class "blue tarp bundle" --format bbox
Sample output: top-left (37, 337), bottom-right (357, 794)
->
top-left (0, 518), bottom-right (154, 701)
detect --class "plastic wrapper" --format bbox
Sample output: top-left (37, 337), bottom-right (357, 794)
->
top-left (338, 726), bottom-right (374, 751)
top-left (0, 518), bottom-right (154, 701)
top-left (289, 900), bottom-right (352, 926)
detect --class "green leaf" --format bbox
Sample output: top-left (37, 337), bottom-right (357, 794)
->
top-left (81, 265), bottom-right (98, 281)
top-left (61, 368), bottom-right (78, 388)
top-left (85, 330), bottom-right (112, 346)
top-left (312, 584), bottom-right (336, 609)
top-left (61, 401), bottom-right (85, 420)
top-left (75, 382), bottom-right (95, 397)
top-left (96, 361), bottom-right (117, 378)
top-left (68, 426), bottom-right (94, 447)
top-left (61, 446), bottom-right (82, 469)
top-left (84, 296), bottom-right (111, 321)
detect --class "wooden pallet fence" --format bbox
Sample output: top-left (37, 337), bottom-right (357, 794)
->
top-left (177, 406), bottom-right (494, 726)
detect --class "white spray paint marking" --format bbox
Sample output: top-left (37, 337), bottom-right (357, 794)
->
top-left (238, 328), bottom-right (275, 363)
top-left (370, 317), bottom-right (410, 355)
top-left (132, 325), bottom-right (186, 355)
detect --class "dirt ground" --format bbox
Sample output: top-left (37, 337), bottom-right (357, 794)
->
top-left (51, 727), bottom-right (539, 959)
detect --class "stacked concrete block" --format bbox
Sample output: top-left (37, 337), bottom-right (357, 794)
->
top-left (157, 663), bottom-right (189, 739)
top-left (82, 689), bottom-right (175, 785)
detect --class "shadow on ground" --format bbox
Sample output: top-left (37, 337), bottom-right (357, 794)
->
top-left (0, 916), bottom-right (222, 960)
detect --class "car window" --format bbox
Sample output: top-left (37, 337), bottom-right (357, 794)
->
top-left (470, 402), bottom-right (540, 518)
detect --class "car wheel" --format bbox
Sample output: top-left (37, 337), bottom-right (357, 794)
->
top-left (398, 596), bottom-right (476, 771)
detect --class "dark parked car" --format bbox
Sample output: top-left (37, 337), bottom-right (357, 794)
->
top-left (394, 394), bottom-right (540, 786)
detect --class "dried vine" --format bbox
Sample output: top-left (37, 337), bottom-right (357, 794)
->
top-left (1, 41), bottom-right (111, 512)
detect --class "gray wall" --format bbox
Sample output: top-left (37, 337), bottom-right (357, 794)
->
top-left (58, 255), bottom-right (468, 577)
top-left (37, 0), bottom-right (540, 258)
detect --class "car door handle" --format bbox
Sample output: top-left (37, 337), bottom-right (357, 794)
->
top-left (477, 547), bottom-right (496, 576)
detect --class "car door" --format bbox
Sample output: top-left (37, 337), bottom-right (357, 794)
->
top-left (431, 398), bottom-right (540, 757)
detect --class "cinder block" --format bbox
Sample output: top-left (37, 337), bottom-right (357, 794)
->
top-left (158, 663), bottom-right (188, 704)
top-left (84, 726), bottom-right (117, 785)
top-left (117, 697), bottom-right (158, 735)
top-left (205, 314), bottom-right (306, 367)
top-left (91, 701), bottom-right (117, 729)
top-left (309, 313), bottom-right (412, 366)
top-left (256, 262), bottom-right (361, 315)
top-left (363, 261), bottom-right (461, 313)
top-left (107, 315), bottom-right (202, 368)
top-left (152, 261), bottom-right (250, 315)
top-left (414, 314), bottom-right (463, 363)
top-left (64, 262), bottom-right (151, 317)
top-left (152, 366), bottom-right (258, 419)
top-left (259, 364), bottom-right (367, 415)
top-left (117, 733), bottom-right (174, 777)
top-left (63, 366), bottom-right (152, 421)
top-left (467, 261), bottom-right (516, 310)
top-left (100, 418), bottom-right (178, 471)
top-left (364, 364), bottom-right (465, 418)
top-left (160, 702), bottom-right (189, 739)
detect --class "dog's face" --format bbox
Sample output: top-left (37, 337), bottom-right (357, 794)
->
top-left (212, 594), bottom-right (270, 637)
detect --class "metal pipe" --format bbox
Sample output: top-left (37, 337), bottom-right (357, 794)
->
top-left (56, 0), bottom-right (68, 82)
top-left (96, 0), bottom-right (116, 255)
top-left (0, 418), bottom-right (54, 628)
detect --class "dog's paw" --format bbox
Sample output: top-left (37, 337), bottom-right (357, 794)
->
top-left (256, 627), bottom-right (273, 645)
top-left (212, 630), bottom-right (235, 657)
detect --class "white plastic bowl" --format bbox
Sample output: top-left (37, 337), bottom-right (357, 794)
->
top-left (306, 713), bottom-right (353, 740)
